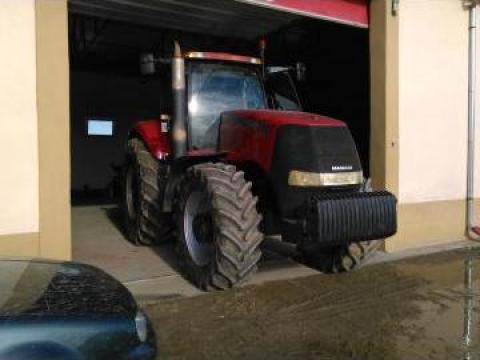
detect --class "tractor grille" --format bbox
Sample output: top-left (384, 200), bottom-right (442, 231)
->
top-left (306, 191), bottom-right (397, 247)
top-left (270, 125), bottom-right (363, 217)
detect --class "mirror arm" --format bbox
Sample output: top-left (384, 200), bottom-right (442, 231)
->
top-left (156, 58), bottom-right (172, 65)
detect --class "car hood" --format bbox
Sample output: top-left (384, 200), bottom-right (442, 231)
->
top-left (0, 259), bottom-right (137, 317)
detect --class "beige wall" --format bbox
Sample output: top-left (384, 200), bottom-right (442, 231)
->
top-left (390, 0), bottom-right (480, 251)
top-left (399, 0), bottom-right (470, 203)
top-left (36, 0), bottom-right (71, 260)
top-left (0, 0), bottom-right (39, 236)
top-left (0, 0), bottom-right (70, 260)
top-left (370, 0), bottom-right (399, 196)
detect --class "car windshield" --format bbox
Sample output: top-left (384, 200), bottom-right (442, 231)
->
top-left (188, 62), bottom-right (267, 149)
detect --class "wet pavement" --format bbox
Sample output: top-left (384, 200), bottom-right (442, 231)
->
top-left (143, 247), bottom-right (480, 360)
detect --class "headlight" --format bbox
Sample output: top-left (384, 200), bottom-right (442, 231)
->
top-left (135, 310), bottom-right (148, 342)
top-left (288, 170), bottom-right (363, 187)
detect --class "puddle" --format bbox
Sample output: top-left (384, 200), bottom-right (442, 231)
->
top-left (143, 248), bottom-right (480, 359)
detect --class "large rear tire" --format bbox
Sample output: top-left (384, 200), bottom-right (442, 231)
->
top-left (175, 163), bottom-right (263, 290)
top-left (123, 138), bottom-right (174, 246)
top-left (299, 240), bottom-right (381, 273)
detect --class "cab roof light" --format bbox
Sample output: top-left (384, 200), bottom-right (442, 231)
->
top-left (185, 52), bottom-right (262, 65)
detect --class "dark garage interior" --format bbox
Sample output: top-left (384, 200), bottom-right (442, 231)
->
top-left (68, 1), bottom-right (370, 282)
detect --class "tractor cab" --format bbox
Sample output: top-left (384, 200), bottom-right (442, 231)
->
top-left (184, 52), bottom-right (305, 150)
top-left (140, 48), bottom-right (304, 151)
top-left (184, 52), bottom-right (269, 150)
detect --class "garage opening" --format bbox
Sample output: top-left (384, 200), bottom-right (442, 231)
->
top-left (68, 0), bottom-right (370, 285)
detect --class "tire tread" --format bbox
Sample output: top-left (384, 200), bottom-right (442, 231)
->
top-left (175, 162), bottom-right (263, 290)
top-left (124, 138), bottom-right (174, 245)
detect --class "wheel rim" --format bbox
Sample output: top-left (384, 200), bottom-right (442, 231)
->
top-left (125, 166), bottom-right (138, 220)
top-left (184, 191), bottom-right (214, 266)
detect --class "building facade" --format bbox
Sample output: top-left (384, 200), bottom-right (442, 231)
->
top-left (0, 0), bottom-right (478, 260)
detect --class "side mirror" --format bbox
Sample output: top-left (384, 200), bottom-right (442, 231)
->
top-left (266, 66), bottom-right (289, 75)
top-left (295, 62), bottom-right (306, 82)
top-left (140, 53), bottom-right (156, 75)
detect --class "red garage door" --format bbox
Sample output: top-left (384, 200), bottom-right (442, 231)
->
top-left (236, 0), bottom-right (369, 28)
top-left (70, 0), bottom-right (368, 40)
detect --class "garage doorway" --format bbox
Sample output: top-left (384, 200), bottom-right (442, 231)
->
top-left (266, 19), bottom-right (370, 174)
top-left (68, 1), bottom-right (370, 285)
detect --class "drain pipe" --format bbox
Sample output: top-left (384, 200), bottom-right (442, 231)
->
top-left (467, 4), bottom-right (480, 238)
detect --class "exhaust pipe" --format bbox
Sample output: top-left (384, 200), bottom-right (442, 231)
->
top-left (171, 41), bottom-right (187, 159)
top-left (467, 5), bottom-right (480, 238)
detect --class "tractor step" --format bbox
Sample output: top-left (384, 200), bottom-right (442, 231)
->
top-left (261, 236), bottom-right (299, 259)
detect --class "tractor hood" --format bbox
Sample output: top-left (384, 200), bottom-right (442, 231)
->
top-left (219, 109), bottom-right (359, 175)
top-left (219, 109), bottom-right (363, 218)
top-left (223, 110), bottom-right (346, 128)
top-left (0, 259), bottom-right (137, 317)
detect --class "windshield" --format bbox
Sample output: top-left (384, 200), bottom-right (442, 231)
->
top-left (187, 62), bottom-right (267, 149)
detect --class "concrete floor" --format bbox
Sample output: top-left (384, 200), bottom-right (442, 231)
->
top-left (72, 205), bottom-right (322, 298)
top-left (72, 205), bottom-right (180, 282)
top-left (72, 205), bottom-right (477, 300)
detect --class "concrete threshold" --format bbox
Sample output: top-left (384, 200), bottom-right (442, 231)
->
top-left (128, 239), bottom-right (480, 303)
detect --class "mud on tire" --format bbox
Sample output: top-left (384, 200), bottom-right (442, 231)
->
top-left (175, 162), bottom-right (263, 290)
top-left (123, 138), bottom-right (174, 245)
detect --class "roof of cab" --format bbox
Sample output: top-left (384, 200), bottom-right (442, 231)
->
top-left (185, 52), bottom-right (262, 65)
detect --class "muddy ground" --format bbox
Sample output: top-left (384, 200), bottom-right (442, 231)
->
top-left (143, 247), bottom-right (480, 360)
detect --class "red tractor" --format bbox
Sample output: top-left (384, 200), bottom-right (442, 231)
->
top-left (123, 42), bottom-right (397, 290)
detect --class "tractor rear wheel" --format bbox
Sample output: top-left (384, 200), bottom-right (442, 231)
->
top-left (123, 138), bottom-right (174, 245)
top-left (299, 240), bottom-right (381, 273)
top-left (175, 163), bottom-right (263, 290)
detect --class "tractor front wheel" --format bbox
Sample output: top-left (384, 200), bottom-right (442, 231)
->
top-left (299, 240), bottom-right (381, 273)
top-left (175, 163), bottom-right (263, 290)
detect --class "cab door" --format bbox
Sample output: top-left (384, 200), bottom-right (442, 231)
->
top-left (266, 70), bottom-right (303, 111)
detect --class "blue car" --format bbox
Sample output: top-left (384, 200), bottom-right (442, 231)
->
top-left (0, 259), bottom-right (156, 360)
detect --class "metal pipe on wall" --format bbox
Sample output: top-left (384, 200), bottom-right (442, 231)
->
top-left (467, 4), bottom-right (480, 238)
